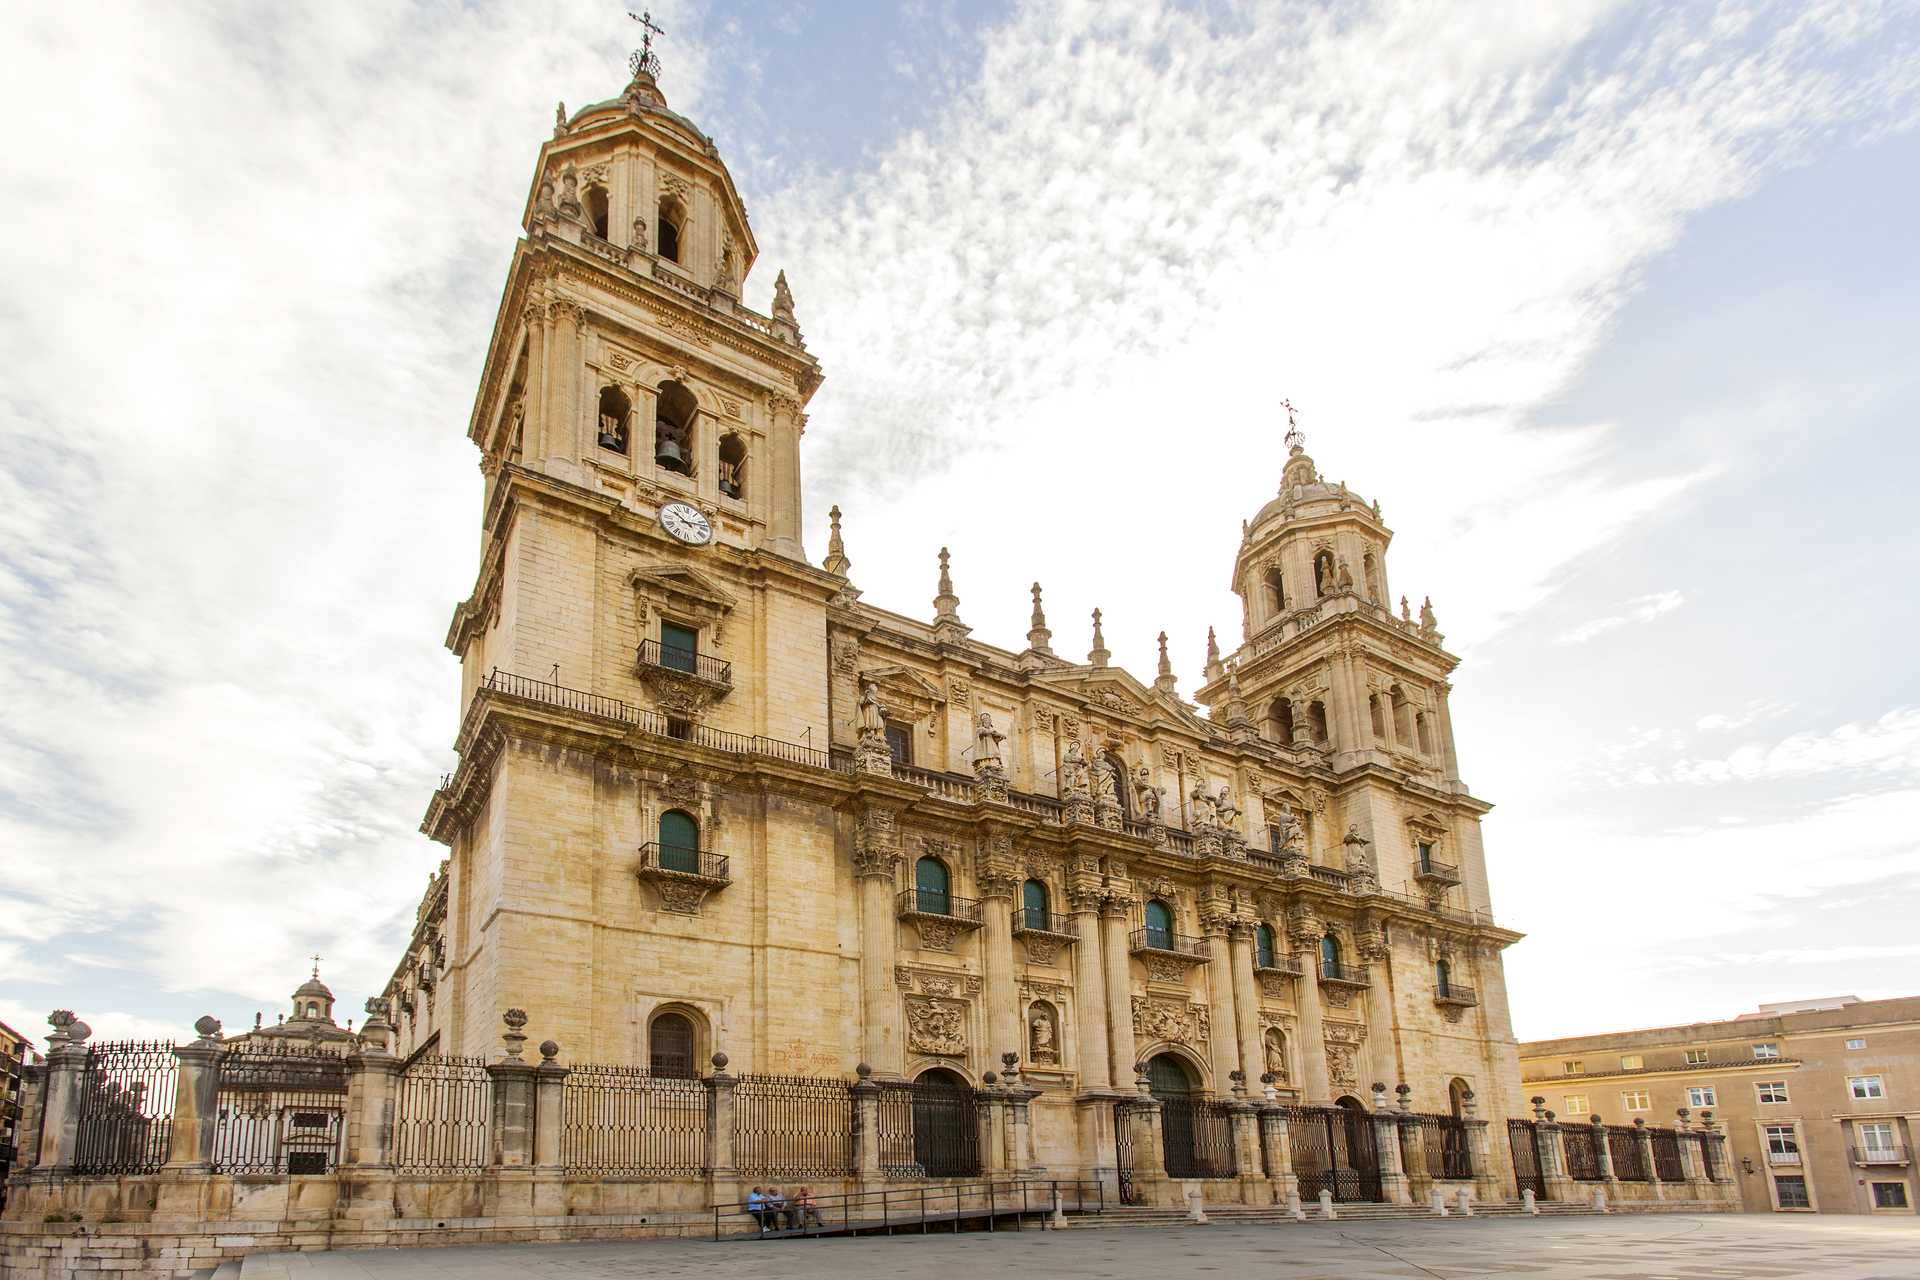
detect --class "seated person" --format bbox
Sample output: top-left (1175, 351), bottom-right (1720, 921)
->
top-left (763, 1186), bottom-right (791, 1230)
top-left (745, 1186), bottom-right (769, 1232)
top-left (791, 1186), bottom-right (825, 1229)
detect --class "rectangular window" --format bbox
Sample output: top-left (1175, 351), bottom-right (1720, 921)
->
top-left (1687, 1086), bottom-right (1717, 1108)
top-left (1860, 1122), bottom-right (1896, 1152)
top-left (1621, 1089), bottom-right (1650, 1111)
top-left (1846, 1037), bottom-right (1867, 1051)
top-left (1684, 1048), bottom-right (1709, 1064)
top-left (1757, 1081), bottom-right (1790, 1104)
top-left (1765, 1124), bottom-right (1799, 1156)
top-left (1563, 1060), bottom-right (1584, 1074)
top-left (1620, 1054), bottom-right (1644, 1070)
top-left (1873, 1183), bottom-right (1910, 1209)
top-left (659, 621), bottom-right (698, 674)
top-left (1849, 1076), bottom-right (1886, 1100)
top-left (883, 723), bottom-right (912, 767)
top-left (1774, 1175), bottom-right (1810, 1209)
top-left (1563, 1094), bottom-right (1589, 1116)
top-left (1753, 1042), bottom-right (1780, 1059)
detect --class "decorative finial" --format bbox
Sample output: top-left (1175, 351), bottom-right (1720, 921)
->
top-left (1154, 631), bottom-right (1177, 695)
top-left (310, 954), bottom-right (322, 979)
top-left (1088, 608), bottom-right (1109, 668)
top-left (1205, 625), bottom-right (1221, 669)
top-left (823, 505), bottom-right (851, 577)
top-left (1281, 398), bottom-right (1304, 453)
top-left (1027, 583), bottom-right (1053, 654)
top-left (773, 270), bottom-right (795, 321)
top-left (554, 101), bottom-right (568, 138)
top-left (932, 548), bottom-right (965, 633)
top-left (628, 8), bottom-right (664, 80)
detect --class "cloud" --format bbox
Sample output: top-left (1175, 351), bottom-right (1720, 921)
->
top-left (1555, 590), bottom-right (1687, 645)
top-left (1666, 708), bottom-right (1920, 785)
top-left (1696, 700), bottom-right (1796, 732)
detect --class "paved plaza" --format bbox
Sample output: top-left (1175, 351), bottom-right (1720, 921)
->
top-left (239, 1213), bottom-right (1920, 1278)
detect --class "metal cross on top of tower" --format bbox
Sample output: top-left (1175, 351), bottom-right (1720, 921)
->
top-left (629, 8), bottom-right (664, 80)
top-left (310, 953), bottom-right (323, 977)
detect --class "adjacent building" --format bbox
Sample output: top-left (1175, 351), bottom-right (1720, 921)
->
top-left (1520, 995), bottom-right (1918, 1215)
top-left (0, 1020), bottom-right (31, 1207)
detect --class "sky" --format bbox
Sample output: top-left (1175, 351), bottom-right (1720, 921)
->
top-left (2, 0), bottom-right (1917, 1053)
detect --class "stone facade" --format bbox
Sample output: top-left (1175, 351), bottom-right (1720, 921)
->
top-left (387, 60), bottom-right (1530, 1164)
top-left (1521, 994), bottom-right (1920, 1216)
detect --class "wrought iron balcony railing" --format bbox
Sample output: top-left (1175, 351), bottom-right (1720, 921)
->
top-left (1434, 983), bottom-right (1478, 1007)
top-left (1253, 954), bottom-right (1303, 977)
top-left (1765, 1148), bottom-right (1803, 1166)
top-left (1318, 960), bottom-right (1372, 988)
top-left (637, 842), bottom-right (731, 884)
top-left (1411, 857), bottom-right (1461, 887)
top-left (1129, 929), bottom-right (1211, 960)
top-left (896, 889), bottom-right (984, 926)
top-left (1012, 907), bottom-right (1078, 940)
top-left (636, 640), bottom-right (733, 687)
top-left (1850, 1145), bottom-right (1909, 1167)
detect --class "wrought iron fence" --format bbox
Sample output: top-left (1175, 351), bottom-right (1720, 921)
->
top-left (1406, 1111), bottom-right (1471, 1180)
top-left (211, 1042), bottom-right (348, 1175)
top-left (1113, 1100), bottom-right (1141, 1204)
top-left (877, 1079), bottom-right (980, 1178)
top-left (1159, 1096), bottom-right (1237, 1178)
top-left (1607, 1125), bottom-right (1647, 1181)
top-left (560, 1063), bottom-right (706, 1176)
top-left (1650, 1127), bottom-right (1683, 1181)
top-left (733, 1073), bottom-right (853, 1178)
top-left (73, 1041), bottom-right (177, 1175)
top-left (1286, 1104), bottom-right (1382, 1203)
top-left (1507, 1117), bottom-right (1546, 1199)
top-left (392, 1055), bottom-right (492, 1174)
top-left (1563, 1124), bottom-right (1604, 1180)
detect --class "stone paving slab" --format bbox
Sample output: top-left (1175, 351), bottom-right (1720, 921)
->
top-left (237, 1213), bottom-right (1920, 1279)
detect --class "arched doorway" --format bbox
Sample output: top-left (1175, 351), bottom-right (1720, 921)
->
top-left (1145, 1052), bottom-right (1230, 1177)
top-left (909, 1068), bottom-right (979, 1177)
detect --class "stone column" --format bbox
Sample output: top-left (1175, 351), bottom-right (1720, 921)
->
top-left (855, 811), bottom-right (904, 1075)
top-left (1069, 890), bottom-right (1112, 1091)
top-left (1227, 924), bottom-right (1264, 1088)
top-left (540, 298), bottom-right (585, 478)
top-left (1202, 921), bottom-right (1239, 1089)
top-left (977, 1078), bottom-right (1009, 1176)
top-left (1228, 1084), bottom-right (1264, 1202)
top-left (1009, 1086), bottom-right (1040, 1174)
top-left (851, 1066), bottom-right (883, 1184)
top-left (484, 1011), bottom-right (539, 1217)
top-left (1258, 1100), bottom-right (1296, 1202)
top-left (340, 1006), bottom-right (402, 1224)
top-left (980, 877), bottom-right (1020, 1069)
top-left (1458, 1088), bottom-right (1496, 1204)
top-left (1634, 1119), bottom-right (1665, 1200)
top-left (1125, 1075), bottom-right (1172, 1207)
top-left (35, 1014), bottom-right (90, 1171)
top-left (533, 1043), bottom-right (569, 1169)
top-left (1433, 681), bottom-right (1462, 781)
top-left (12, 1059), bottom-right (45, 1172)
top-left (1357, 933), bottom-right (1400, 1091)
top-left (1371, 1084), bottom-right (1411, 1204)
top-left (1535, 1100), bottom-right (1572, 1203)
top-left (766, 394), bottom-right (805, 559)
top-left (1671, 1110), bottom-right (1702, 1193)
top-left (1100, 898), bottom-right (1138, 1089)
top-left (706, 1053), bottom-right (740, 1206)
top-left (163, 1021), bottom-right (223, 1173)
top-left (1590, 1114), bottom-right (1619, 1196)
top-left (1290, 934), bottom-right (1330, 1102)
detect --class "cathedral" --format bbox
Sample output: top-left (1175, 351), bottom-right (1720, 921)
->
top-left (387, 52), bottom-right (1527, 1186)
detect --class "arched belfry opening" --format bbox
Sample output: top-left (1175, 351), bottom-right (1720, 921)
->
top-left (657, 196), bottom-right (685, 262)
top-left (586, 185), bottom-right (611, 239)
top-left (596, 385), bottom-right (631, 453)
top-left (654, 380), bottom-right (696, 474)
top-left (717, 432), bottom-right (746, 499)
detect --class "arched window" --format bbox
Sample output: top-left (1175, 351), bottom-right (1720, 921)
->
top-left (586, 185), bottom-right (610, 239)
top-left (305, 1002), bottom-right (319, 1018)
top-left (657, 198), bottom-right (684, 262)
top-left (1449, 1077), bottom-right (1473, 1118)
top-left (654, 380), bottom-right (696, 474)
top-left (1320, 933), bottom-right (1341, 978)
top-left (649, 1010), bottom-right (696, 1078)
top-left (1308, 700), bottom-right (1329, 745)
top-left (1271, 698), bottom-right (1296, 744)
top-left (914, 855), bottom-right (951, 916)
top-left (1369, 694), bottom-right (1387, 743)
top-left (1021, 878), bottom-right (1050, 931)
top-left (1416, 712), bottom-right (1434, 756)
top-left (717, 433), bottom-right (747, 499)
top-left (1435, 958), bottom-right (1453, 997)
top-left (1362, 552), bottom-right (1381, 602)
top-left (1265, 567), bottom-right (1286, 614)
top-left (1102, 751), bottom-right (1131, 818)
top-left (596, 385), bottom-right (631, 453)
top-left (658, 809), bottom-right (699, 874)
top-left (1314, 550), bottom-right (1337, 598)
top-left (1390, 684), bottom-right (1413, 745)
top-left (1255, 923), bottom-right (1277, 969)
top-left (1144, 899), bottom-right (1174, 950)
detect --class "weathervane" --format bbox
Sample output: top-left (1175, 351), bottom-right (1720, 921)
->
top-left (310, 953), bottom-right (323, 977)
top-left (629, 9), bottom-right (664, 79)
top-left (1281, 398), bottom-right (1304, 451)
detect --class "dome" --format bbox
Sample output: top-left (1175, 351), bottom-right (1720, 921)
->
top-left (294, 975), bottom-right (333, 1002)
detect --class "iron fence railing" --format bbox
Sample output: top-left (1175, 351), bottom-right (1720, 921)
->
top-left (1434, 982), bottom-right (1478, 1006)
top-left (636, 639), bottom-right (733, 686)
top-left (637, 841), bottom-right (730, 881)
top-left (391, 1055), bottom-right (492, 1174)
top-left (896, 889), bottom-right (983, 923)
top-left (877, 1079), bottom-right (980, 1178)
top-left (1012, 907), bottom-right (1075, 936)
top-left (1650, 1127), bottom-right (1684, 1182)
top-left (1696, 1132), bottom-right (1720, 1180)
top-left (1128, 929), bottom-right (1209, 958)
top-left (211, 1042), bottom-right (348, 1175)
top-left (1286, 1104), bottom-right (1382, 1203)
top-left (1607, 1125), bottom-right (1647, 1181)
top-left (1563, 1124), bottom-right (1604, 1180)
top-left (1318, 959), bottom-right (1371, 987)
top-left (1410, 857), bottom-right (1461, 885)
top-left (1406, 1112), bottom-right (1472, 1180)
top-left (732, 1073), bottom-right (854, 1178)
top-left (73, 1041), bottom-right (177, 1176)
top-left (560, 1063), bottom-right (706, 1177)
top-left (1158, 1096), bottom-right (1237, 1178)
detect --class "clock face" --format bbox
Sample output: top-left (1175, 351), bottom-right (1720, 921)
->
top-left (659, 502), bottom-right (714, 546)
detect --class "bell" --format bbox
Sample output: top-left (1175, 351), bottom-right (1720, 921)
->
top-left (654, 434), bottom-right (685, 470)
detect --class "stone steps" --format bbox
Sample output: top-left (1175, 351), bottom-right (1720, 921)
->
top-left (1061, 1200), bottom-right (1604, 1228)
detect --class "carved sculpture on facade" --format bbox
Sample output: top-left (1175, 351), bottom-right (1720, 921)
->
top-left (905, 996), bottom-right (967, 1057)
top-left (1214, 785), bottom-right (1241, 833)
top-left (1028, 1001), bottom-right (1060, 1065)
top-left (1090, 753), bottom-right (1122, 830)
top-left (856, 679), bottom-right (893, 776)
top-left (1264, 1027), bottom-right (1290, 1082)
top-left (1131, 996), bottom-right (1210, 1048)
top-left (1342, 824), bottom-right (1379, 891)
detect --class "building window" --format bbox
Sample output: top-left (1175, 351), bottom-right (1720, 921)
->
top-left (1620, 1054), bottom-right (1644, 1070)
top-left (914, 856), bottom-right (952, 916)
top-left (657, 809), bottom-right (699, 873)
top-left (1859, 1122), bottom-right (1897, 1155)
top-left (1687, 1086), bottom-right (1717, 1108)
top-left (1757, 1081), bottom-right (1790, 1104)
top-left (1265, 567), bottom-right (1286, 613)
top-left (1255, 923), bottom-right (1277, 970)
top-left (1753, 1042), bottom-right (1780, 1059)
top-left (657, 198), bottom-right (684, 262)
top-left (659, 620), bottom-right (698, 674)
top-left (648, 1010), bottom-right (696, 1078)
top-left (1849, 1075), bottom-right (1886, 1100)
top-left (1563, 1060), bottom-right (1585, 1075)
top-left (1684, 1048), bottom-right (1708, 1064)
top-left (1319, 933), bottom-right (1342, 976)
top-left (883, 722), bottom-right (912, 767)
top-left (1872, 1182), bottom-right (1910, 1210)
top-left (1563, 1094), bottom-right (1589, 1116)
top-left (1773, 1175), bottom-right (1810, 1209)
top-left (586, 185), bottom-right (610, 239)
top-left (1621, 1090), bottom-right (1650, 1112)
top-left (1765, 1125), bottom-right (1799, 1160)
top-left (1020, 878), bottom-right (1050, 931)
top-left (1144, 900), bottom-right (1175, 951)
top-left (654, 379), bottom-right (696, 474)
top-left (1846, 1037), bottom-right (1867, 1051)
top-left (1416, 841), bottom-right (1435, 870)
top-left (717, 432), bottom-right (746, 499)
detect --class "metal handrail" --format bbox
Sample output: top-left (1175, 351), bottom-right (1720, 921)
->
top-left (1012, 907), bottom-right (1076, 937)
top-left (1411, 857), bottom-right (1461, 882)
top-left (1850, 1144), bottom-right (1908, 1165)
top-left (712, 1177), bottom-right (1105, 1241)
top-left (1765, 1148), bottom-right (1802, 1165)
top-left (638, 842), bottom-right (730, 882)
top-left (1254, 955), bottom-right (1303, 976)
top-left (1319, 960), bottom-right (1372, 987)
top-left (1128, 928), bottom-right (1210, 958)
top-left (637, 639), bottom-right (733, 686)
top-left (896, 889), bottom-right (984, 923)
top-left (1435, 982), bottom-right (1478, 1005)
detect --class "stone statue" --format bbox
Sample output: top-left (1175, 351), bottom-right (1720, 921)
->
top-left (1400, 595), bottom-right (1412, 623)
top-left (557, 164), bottom-right (582, 219)
top-left (1029, 1009), bottom-right (1057, 1064)
top-left (857, 680), bottom-right (886, 737)
top-left (1336, 560), bottom-right (1354, 591)
top-left (972, 711), bottom-right (1004, 773)
top-left (1419, 596), bottom-right (1439, 633)
top-left (1264, 1032), bottom-right (1288, 1080)
top-left (1060, 739), bottom-right (1088, 797)
top-left (554, 100), bottom-right (567, 136)
top-left (1214, 785), bottom-right (1240, 830)
top-left (1091, 754), bottom-right (1118, 805)
top-left (1136, 765), bottom-right (1162, 823)
top-left (1275, 805), bottom-right (1303, 852)
top-left (1190, 782), bottom-right (1218, 827)
top-left (631, 215), bottom-right (648, 251)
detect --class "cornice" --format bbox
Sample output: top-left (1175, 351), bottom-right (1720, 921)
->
top-left (1523, 1059), bottom-right (1805, 1085)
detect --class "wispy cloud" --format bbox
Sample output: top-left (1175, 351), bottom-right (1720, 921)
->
top-left (1556, 590), bottom-right (1687, 645)
top-left (1666, 708), bottom-right (1920, 785)
top-left (1697, 700), bottom-right (1796, 732)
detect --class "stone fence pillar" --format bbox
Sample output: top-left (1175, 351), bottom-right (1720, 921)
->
top-left (1589, 1114), bottom-right (1619, 1194)
top-left (705, 1052), bottom-right (740, 1207)
top-left (851, 1065), bottom-right (882, 1183)
top-left (1126, 1066), bottom-right (1172, 1206)
top-left (34, 1012), bottom-right (91, 1172)
top-left (533, 1042), bottom-right (569, 1169)
top-left (1457, 1088), bottom-right (1496, 1204)
top-left (1371, 1084), bottom-right (1411, 1204)
top-left (1634, 1119), bottom-right (1664, 1200)
top-left (1257, 1093), bottom-right (1295, 1203)
top-left (1227, 1078), bottom-right (1264, 1202)
top-left (154, 1017), bottom-right (223, 1222)
top-left (339, 1005), bottom-right (403, 1225)
top-left (977, 1074), bottom-right (1010, 1176)
top-left (1536, 1102), bottom-right (1573, 1202)
top-left (1002, 1054), bottom-right (1040, 1175)
top-left (484, 1011), bottom-right (538, 1218)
